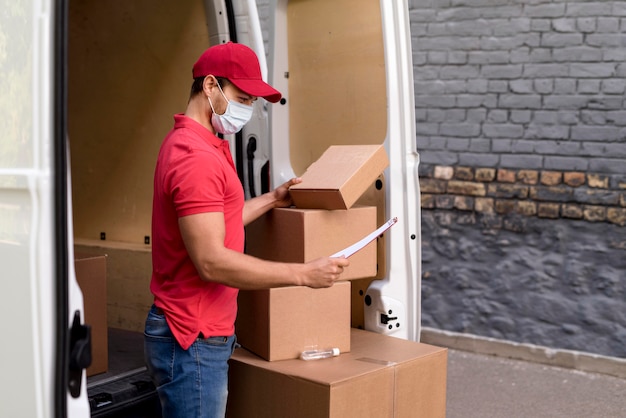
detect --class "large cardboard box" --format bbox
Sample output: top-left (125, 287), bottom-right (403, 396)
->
top-left (74, 254), bottom-right (108, 377)
top-left (289, 145), bottom-right (389, 210)
top-left (227, 328), bottom-right (448, 418)
top-left (236, 281), bottom-right (351, 362)
top-left (75, 242), bottom-right (152, 333)
top-left (351, 329), bottom-right (447, 418)
top-left (245, 206), bottom-right (377, 280)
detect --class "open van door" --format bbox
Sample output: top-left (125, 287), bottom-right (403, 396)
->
top-left (0, 0), bottom-right (91, 416)
top-left (259, 0), bottom-right (421, 341)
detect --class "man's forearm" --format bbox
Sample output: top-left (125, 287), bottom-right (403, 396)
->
top-left (242, 192), bottom-right (278, 225)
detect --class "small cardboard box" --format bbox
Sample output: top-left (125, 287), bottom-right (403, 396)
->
top-left (289, 144), bottom-right (389, 210)
top-left (245, 206), bottom-right (377, 280)
top-left (236, 281), bottom-right (351, 362)
top-left (227, 328), bottom-right (448, 418)
top-left (74, 254), bottom-right (108, 377)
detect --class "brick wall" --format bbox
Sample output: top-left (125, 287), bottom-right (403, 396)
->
top-left (409, 0), bottom-right (626, 358)
top-left (410, 0), bottom-right (626, 174)
top-left (418, 161), bottom-right (626, 357)
top-left (419, 205), bottom-right (626, 358)
top-left (419, 164), bottom-right (626, 227)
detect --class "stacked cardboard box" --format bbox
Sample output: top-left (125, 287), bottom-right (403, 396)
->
top-left (236, 281), bottom-right (352, 362)
top-left (239, 145), bottom-right (388, 361)
top-left (288, 144), bottom-right (389, 210)
top-left (231, 145), bottom-right (447, 416)
top-left (227, 329), bottom-right (448, 418)
top-left (245, 206), bottom-right (378, 281)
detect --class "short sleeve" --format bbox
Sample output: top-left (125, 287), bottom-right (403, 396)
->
top-left (167, 149), bottom-right (228, 218)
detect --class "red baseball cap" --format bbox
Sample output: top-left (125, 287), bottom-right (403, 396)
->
top-left (192, 42), bottom-right (282, 103)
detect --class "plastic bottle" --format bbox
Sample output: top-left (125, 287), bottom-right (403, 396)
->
top-left (300, 347), bottom-right (340, 360)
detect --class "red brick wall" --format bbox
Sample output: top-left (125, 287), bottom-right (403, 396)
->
top-left (419, 165), bottom-right (626, 226)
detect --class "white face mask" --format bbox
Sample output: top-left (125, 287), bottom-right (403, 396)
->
top-left (208, 83), bottom-right (254, 135)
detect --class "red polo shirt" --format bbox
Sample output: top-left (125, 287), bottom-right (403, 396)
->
top-left (150, 114), bottom-right (244, 350)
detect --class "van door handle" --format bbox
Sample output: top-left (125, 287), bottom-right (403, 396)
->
top-left (68, 310), bottom-right (92, 397)
top-left (246, 137), bottom-right (257, 198)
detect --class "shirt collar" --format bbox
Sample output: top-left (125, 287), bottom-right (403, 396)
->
top-left (174, 114), bottom-right (222, 147)
top-left (173, 114), bottom-right (236, 169)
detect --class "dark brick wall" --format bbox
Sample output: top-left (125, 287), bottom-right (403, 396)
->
top-left (420, 207), bottom-right (626, 357)
top-left (418, 163), bottom-right (626, 357)
top-left (410, 0), bottom-right (626, 358)
top-left (409, 0), bottom-right (626, 174)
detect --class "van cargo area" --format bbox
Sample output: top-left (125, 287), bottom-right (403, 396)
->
top-left (68, 0), bottom-right (393, 416)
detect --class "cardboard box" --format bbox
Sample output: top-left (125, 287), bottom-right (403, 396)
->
top-left (289, 145), bottom-right (389, 210)
top-left (74, 254), bottom-right (108, 377)
top-left (75, 242), bottom-right (153, 333)
top-left (236, 281), bottom-right (351, 362)
top-left (349, 329), bottom-right (448, 418)
top-left (227, 328), bottom-right (448, 418)
top-left (245, 206), bottom-right (377, 281)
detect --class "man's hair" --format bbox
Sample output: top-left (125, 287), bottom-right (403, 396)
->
top-left (190, 76), bottom-right (229, 98)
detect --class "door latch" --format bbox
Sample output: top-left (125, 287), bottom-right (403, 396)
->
top-left (68, 310), bottom-right (92, 398)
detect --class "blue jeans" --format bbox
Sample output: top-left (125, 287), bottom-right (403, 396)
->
top-left (144, 305), bottom-right (237, 418)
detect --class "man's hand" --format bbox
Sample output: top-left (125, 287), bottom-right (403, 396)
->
top-left (300, 256), bottom-right (351, 288)
top-left (273, 177), bottom-right (302, 208)
top-left (243, 177), bottom-right (302, 225)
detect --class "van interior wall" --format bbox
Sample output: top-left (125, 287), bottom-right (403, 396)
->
top-left (69, 0), bottom-right (212, 333)
top-left (287, 0), bottom-right (387, 175)
top-left (68, 0), bottom-right (209, 245)
top-left (286, 0), bottom-right (388, 329)
top-left (68, 0), bottom-right (389, 244)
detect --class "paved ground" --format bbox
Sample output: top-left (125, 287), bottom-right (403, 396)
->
top-left (446, 349), bottom-right (626, 418)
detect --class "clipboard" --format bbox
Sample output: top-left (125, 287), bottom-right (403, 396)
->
top-left (331, 217), bottom-right (398, 258)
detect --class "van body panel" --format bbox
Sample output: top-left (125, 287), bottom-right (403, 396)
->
top-left (0, 0), bottom-right (90, 416)
top-left (363, 0), bottom-right (421, 341)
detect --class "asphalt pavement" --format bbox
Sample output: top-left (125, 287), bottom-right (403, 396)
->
top-left (446, 349), bottom-right (626, 418)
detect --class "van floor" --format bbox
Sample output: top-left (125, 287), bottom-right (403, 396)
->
top-left (89, 327), bottom-right (145, 385)
top-left (87, 328), bottom-right (161, 418)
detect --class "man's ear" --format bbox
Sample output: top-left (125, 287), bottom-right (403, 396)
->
top-left (203, 75), bottom-right (218, 95)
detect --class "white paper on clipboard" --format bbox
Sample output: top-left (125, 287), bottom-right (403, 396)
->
top-left (331, 217), bottom-right (398, 258)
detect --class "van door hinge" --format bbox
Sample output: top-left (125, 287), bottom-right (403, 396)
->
top-left (68, 310), bottom-right (92, 398)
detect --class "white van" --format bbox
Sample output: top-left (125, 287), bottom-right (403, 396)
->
top-left (0, 0), bottom-right (420, 416)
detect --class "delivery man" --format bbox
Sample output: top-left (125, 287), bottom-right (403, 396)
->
top-left (144, 42), bottom-right (350, 418)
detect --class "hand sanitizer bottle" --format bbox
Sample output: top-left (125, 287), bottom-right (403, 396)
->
top-left (300, 347), bottom-right (341, 360)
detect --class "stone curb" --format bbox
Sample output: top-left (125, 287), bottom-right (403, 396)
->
top-left (421, 327), bottom-right (626, 379)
